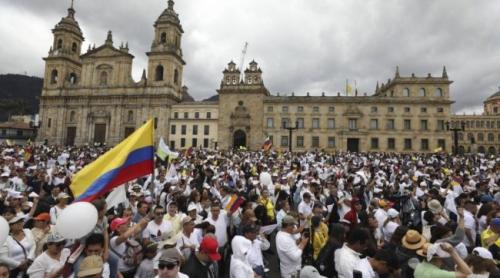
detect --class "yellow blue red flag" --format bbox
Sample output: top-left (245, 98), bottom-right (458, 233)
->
top-left (70, 119), bottom-right (154, 201)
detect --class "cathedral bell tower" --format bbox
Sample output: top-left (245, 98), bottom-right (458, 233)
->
top-left (147, 0), bottom-right (185, 98)
top-left (43, 2), bottom-right (84, 89)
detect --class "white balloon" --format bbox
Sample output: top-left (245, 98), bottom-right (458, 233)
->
top-left (259, 172), bottom-right (272, 186)
top-left (55, 202), bottom-right (98, 239)
top-left (0, 217), bottom-right (8, 246)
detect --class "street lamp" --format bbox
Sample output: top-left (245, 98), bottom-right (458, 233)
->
top-left (282, 120), bottom-right (299, 152)
top-left (446, 121), bottom-right (465, 155)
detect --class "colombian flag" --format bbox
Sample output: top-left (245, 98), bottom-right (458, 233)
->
top-left (70, 119), bottom-right (154, 202)
top-left (225, 194), bottom-right (245, 213)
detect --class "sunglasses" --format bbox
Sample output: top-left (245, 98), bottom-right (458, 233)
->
top-left (158, 262), bottom-right (178, 270)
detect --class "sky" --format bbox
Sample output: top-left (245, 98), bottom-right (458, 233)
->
top-left (1, 0), bottom-right (499, 114)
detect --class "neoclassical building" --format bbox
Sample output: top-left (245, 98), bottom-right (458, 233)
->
top-left (38, 1), bottom-right (497, 154)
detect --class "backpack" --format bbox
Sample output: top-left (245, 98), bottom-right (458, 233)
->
top-left (111, 238), bottom-right (143, 267)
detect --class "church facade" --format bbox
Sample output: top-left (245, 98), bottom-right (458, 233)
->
top-left (37, 2), bottom-right (498, 154)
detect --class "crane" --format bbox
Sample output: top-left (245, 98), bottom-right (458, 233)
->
top-left (239, 42), bottom-right (248, 82)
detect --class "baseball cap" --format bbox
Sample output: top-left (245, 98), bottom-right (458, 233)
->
top-left (158, 248), bottom-right (182, 263)
top-left (300, 265), bottom-right (326, 278)
top-left (47, 232), bottom-right (65, 243)
top-left (187, 203), bottom-right (197, 212)
top-left (472, 247), bottom-right (493, 260)
top-left (33, 213), bottom-right (50, 222)
top-left (199, 236), bottom-right (221, 261)
top-left (77, 255), bottom-right (103, 277)
top-left (110, 217), bottom-right (129, 231)
top-left (56, 192), bottom-right (70, 200)
top-left (182, 216), bottom-right (194, 225)
top-left (282, 215), bottom-right (298, 226)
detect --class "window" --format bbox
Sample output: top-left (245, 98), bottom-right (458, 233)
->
top-left (204, 125), bottom-right (209, 135)
top-left (192, 138), bottom-right (197, 147)
top-left (388, 107), bottom-right (394, 113)
top-left (1, 130), bottom-right (5, 136)
top-left (437, 120), bottom-right (445, 131)
top-left (174, 112), bottom-right (178, 119)
top-left (418, 88), bottom-right (426, 97)
top-left (404, 138), bottom-right (412, 150)
top-left (203, 138), bottom-right (209, 148)
top-left (193, 125), bottom-right (198, 135)
top-left (155, 65), bottom-right (164, 81)
top-left (348, 119), bottom-right (357, 130)
top-left (171, 125), bottom-right (176, 134)
top-left (170, 141), bottom-right (175, 149)
top-left (71, 42), bottom-right (77, 53)
top-left (194, 112), bottom-right (199, 119)
top-left (328, 106), bottom-right (335, 112)
top-left (312, 118), bottom-right (320, 129)
top-left (458, 132), bottom-right (464, 141)
top-left (282, 118), bottom-right (290, 128)
top-left (370, 106), bottom-right (378, 113)
top-left (267, 106), bottom-right (273, 112)
top-left (282, 106), bottom-right (289, 113)
top-left (438, 139), bottom-right (446, 150)
top-left (437, 107), bottom-right (444, 113)
top-left (48, 118), bottom-right (52, 128)
top-left (328, 137), bottom-right (336, 148)
top-left (404, 119), bottom-right (411, 130)
top-left (173, 69), bottom-right (179, 84)
top-left (421, 107), bottom-right (427, 113)
top-left (327, 118), bottom-right (335, 129)
top-left (281, 136), bottom-right (289, 147)
top-left (154, 117), bottom-right (158, 129)
top-left (386, 119), bottom-right (395, 130)
top-left (478, 133), bottom-right (484, 141)
top-left (266, 118), bottom-right (274, 128)
top-left (69, 111), bottom-right (76, 122)
top-left (387, 138), bottom-right (395, 150)
top-left (296, 136), bottom-right (304, 147)
top-left (495, 107), bottom-right (498, 114)
top-left (420, 120), bottom-right (428, 130)
top-left (57, 39), bottom-right (63, 49)
top-left (435, 88), bottom-right (443, 97)
top-left (370, 119), bottom-right (379, 130)
top-left (99, 71), bottom-right (108, 85)
top-left (403, 88), bottom-right (410, 97)
top-left (421, 139), bottom-right (429, 151)
top-left (181, 125), bottom-right (186, 135)
top-left (50, 69), bottom-right (58, 84)
top-left (183, 112), bottom-right (188, 119)
top-left (69, 73), bottom-right (77, 84)
top-left (296, 118), bottom-right (304, 128)
top-left (488, 133), bottom-right (494, 142)
top-left (297, 106), bottom-right (304, 112)
top-left (207, 112), bottom-right (211, 119)
top-left (180, 138), bottom-right (186, 148)
top-left (160, 32), bottom-right (167, 43)
top-left (371, 138), bottom-right (379, 149)
top-left (404, 107), bottom-right (411, 113)
top-left (17, 130), bottom-right (22, 137)
top-left (311, 136), bottom-right (319, 148)
top-left (313, 106), bottom-right (319, 113)
top-left (126, 110), bottom-right (133, 122)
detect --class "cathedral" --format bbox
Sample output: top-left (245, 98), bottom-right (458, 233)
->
top-left (37, 1), bottom-right (500, 154)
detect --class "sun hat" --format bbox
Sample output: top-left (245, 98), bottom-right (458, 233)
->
top-left (8, 215), bottom-right (24, 224)
top-left (199, 236), bottom-right (221, 261)
top-left (181, 216), bottom-right (193, 225)
top-left (300, 265), bottom-right (326, 278)
top-left (158, 248), bottom-right (182, 263)
top-left (427, 199), bottom-right (443, 214)
top-left (110, 217), bottom-right (129, 231)
top-left (401, 230), bottom-right (427, 250)
top-left (282, 215), bottom-right (298, 226)
top-left (77, 255), bottom-right (103, 277)
top-left (159, 230), bottom-right (179, 248)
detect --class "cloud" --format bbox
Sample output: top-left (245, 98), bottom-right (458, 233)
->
top-left (0, 0), bottom-right (499, 113)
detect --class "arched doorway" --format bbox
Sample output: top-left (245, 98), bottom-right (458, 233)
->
top-left (478, 146), bottom-right (485, 154)
top-left (233, 129), bottom-right (246, 149)
top-left (488, 146), bottom-right (496, 155)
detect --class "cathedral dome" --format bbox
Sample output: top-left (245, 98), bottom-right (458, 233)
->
top-left (486, 89), bottom-right (500, 100)
top-left (155, 0), bottom-right (183, 31)
top-left (53, 7), bottom-right (83, 39)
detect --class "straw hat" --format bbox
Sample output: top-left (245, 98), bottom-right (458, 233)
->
top-left (427, 199), bottom-right (443, 214)
top-left (401, 230), bottom-right (426, 250)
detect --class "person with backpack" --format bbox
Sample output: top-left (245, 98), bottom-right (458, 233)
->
top-left (109, 216), bottom-right (149, 278)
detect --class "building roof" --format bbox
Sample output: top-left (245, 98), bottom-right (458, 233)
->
top-left (487, 89), bottom-right (500, 100)
top-left (0, 122), bottom-right (33, 130)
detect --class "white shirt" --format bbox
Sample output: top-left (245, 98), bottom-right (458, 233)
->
top-left (276, 209), bottom-right (288, 228)
top-left (276, 231), bottom-right (302, 278)
top-left (298, 201), bottom-right (313, 226)
top-left (354, 258), bottom-right (378, 278)
top-left (0, 229), bottom-right (36, 269)
top-left (207, 211), bottom-right (229, 247)
top-left (246, 236), bottom-right (270, 268)
top-left (110, 237), bottom-right (134, 272)
top-left (50, 205), bottom-right (64, 225)
top-left (142, 220), bottom-right (172, 243)
top-left (176, 232), bottom-right (199, 259)
top-left (382, 221), bottom-right (399, 243)
top-left (335, 243), bottom-right (362, 278)
top-left (374, 208), bottom-right (387, 230)
top-left (154, 272), bottom-right (188, 278)
top-left (27, 248), bottom-right (71, 278)
top-left (463, 210), bottom-right (476, 247)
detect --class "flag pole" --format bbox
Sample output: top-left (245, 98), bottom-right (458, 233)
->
top-left (345, 79), bottom-right (348, 96)
top-left (150, 118), bottom-right (156, 198)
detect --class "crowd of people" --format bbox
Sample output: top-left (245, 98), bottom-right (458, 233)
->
top-left (0, 143), bottom-right (499, 278)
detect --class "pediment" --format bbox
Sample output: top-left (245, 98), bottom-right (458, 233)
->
top-left (81, 45), bottom-right (134, 59)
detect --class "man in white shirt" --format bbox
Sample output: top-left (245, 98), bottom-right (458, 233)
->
top-left (354, 249), bottom-right (399, 278)
top-left (373, 200), bottom-right (391, 230)
top-left (334, 228), bottom-right (371, 278)
top-left (276, 215), bottom-right (308, 278)
top-left (143, 206), bottom-right (172, 244)
top-left (176, 216), bottom-right (198, 260)
top-left (462, 200), bottom-right (477, 248)
top-left (242, 223), bottom-right (270, 277)
top-left (298, 193), bottom-right (313, 227)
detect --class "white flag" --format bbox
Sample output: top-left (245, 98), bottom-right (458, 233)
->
top-left (106, 185), bottom-right (127, 209)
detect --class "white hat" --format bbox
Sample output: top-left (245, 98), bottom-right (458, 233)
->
top-left (472, 247), bottom-right (493, 260)
top-left (387, 208), bottom-right (399, 219)
top-left (187, 203), bottom-right (197, 211)
top-left (0, 172), bottom-right (9, 177)
top-left (300, 265), bottom-right (326, 278)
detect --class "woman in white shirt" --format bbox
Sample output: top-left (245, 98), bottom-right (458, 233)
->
top-left (0, 216), bottom-right (36, 278)
top-left (382, 208), bottom-right (400, 243)
top-left (49, 192), bottom-right (70, 225)
top-left (26, 233), bottom-right (70, 278)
